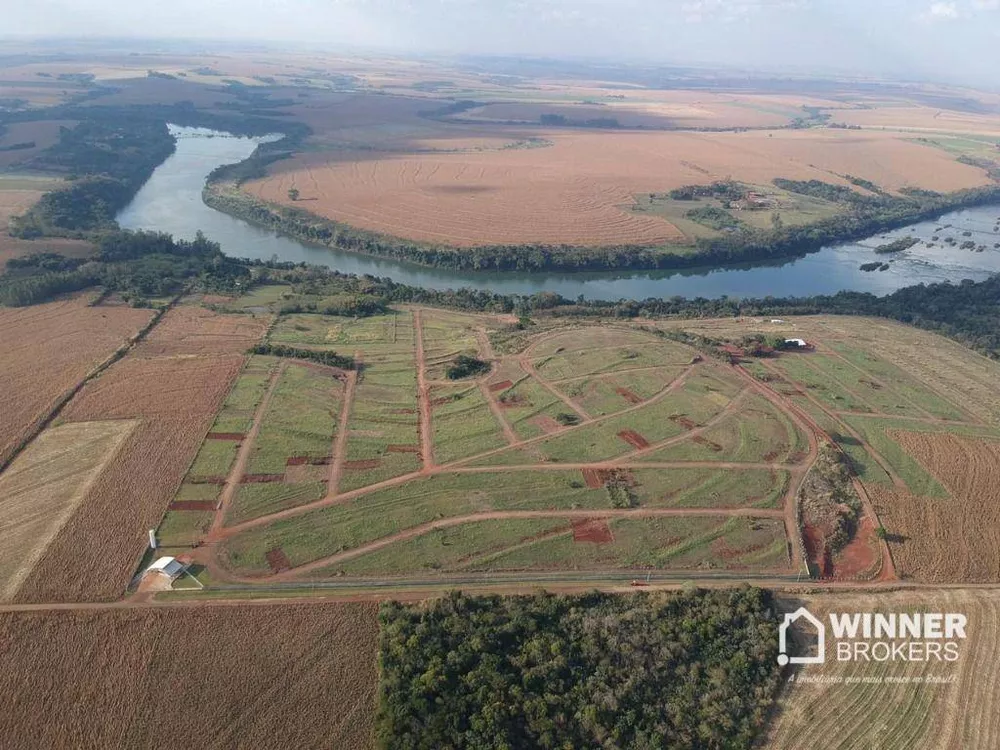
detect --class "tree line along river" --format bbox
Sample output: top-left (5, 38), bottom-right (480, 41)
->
top-left (116, 126), bottom-right (1000, 301)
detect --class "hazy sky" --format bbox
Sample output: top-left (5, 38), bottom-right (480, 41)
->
top-left (5, 0), bottom-right (1000, 86)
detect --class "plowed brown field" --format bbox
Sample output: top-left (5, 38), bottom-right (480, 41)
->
top-left (0, 420), bottom-right (136, 602)
top-left (246, 129), bottom-right (988, 247)
top-left (14, 353), bottom-right (244, 603)
top-left (0, 297), bottom-right (153, 468)
top-left (0, 602), bottom-right (378, 749)
top-left (868, 431), bottom-right (1000, 582)
top-left (766, 590), bottom-right (1000, 750)
top-left (134, 304), bottom-right (269, 356)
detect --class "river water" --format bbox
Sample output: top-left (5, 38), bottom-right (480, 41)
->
top-left (117, 126), bottom-right (1000, 300)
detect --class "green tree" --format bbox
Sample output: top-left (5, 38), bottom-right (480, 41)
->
top-left (287, 187), bottom-right (300, 201)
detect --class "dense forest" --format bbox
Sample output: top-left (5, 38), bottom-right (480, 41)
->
top-left (377, 588), bottom-right (780, 750)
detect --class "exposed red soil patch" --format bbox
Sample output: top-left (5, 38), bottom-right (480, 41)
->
top-left (788, 451), bottom-right (808, 463)
top-left (291, 360), bottom-right (349, 380)
top-left (859, 378), bottom-right (883, 390)
top-left (669, 414), bottom-right (697, 430)
top-left (264, 547), bottom-right (292, 574)
top-left (615, 387), bottom-right (643, 404)
top-left (386, 444), bottom-right (420, 453)
top-left (829, 515), bottom-right (881, 579)
top-left (617, 429), bottom-right (650, 449)
top-left (206, 432), bottom-right (245, 441)
top-left (489, 380), bottom-right (513, 392)
top-left (572, 518), bottom-right (615, 544)
top-left (763, 450), bottom-right (780, 462)
top-left (344, 459), bottom-right (381, 470)
top-left (499, 394), bottom-right (529, 409)
top-left (581, 467), bottom-right (637, 488)
top-left (241, 474), bottom-right (285, 484)
top-left (693, 435), bottom-right (723, 452)
top-left (802, 523), bottom-right (830, 577)
top-left (711, 537), bottom-right (768, 561)
top-left (167, 500), bottom-right (217, 512)
top-left (530, 415), bottom-right (562, 434)
top-left (430, 397), bottom-right (452, 407)
top-left (285, 456), bottom-right (331, 466)
top-left (188, 476), bottom-right (227, 485)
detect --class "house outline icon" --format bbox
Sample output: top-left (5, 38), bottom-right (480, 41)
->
top-left (778, 606), bottom-right (825, 665)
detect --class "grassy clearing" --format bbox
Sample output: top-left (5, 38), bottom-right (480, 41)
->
top-left (187, 439), bottom-right (239, 478)
top-left (768, 356), bottom-right (870, 412)
top-left (631, 468), bottom-right (790, 509)
top-left (320, 519), bottom-right (570, 576)
top-left (223, 283), bottom-right (292, 312)
top-left (826, 341), bottom-right (970, 421)
top-left (431, 385), bottom-right (507, 463)
top-left (488, 371), bottom-right (738, 465)
top-left (156, 509), bottom-right (215, 547)
top-left (339, 358), bottom-right (421, 492)
top-left (786, 396), bottom-right (894, 486)
top-left (482, 516), bottom-right (788, 571)
top-left (643, 393), bottom-right (807, 464)
top-left (207, 356), bottom-right (276, 434)
top-left (248, 363), bottom-right (340, 474)
top-left (226, 481), bottom-right (328, 525)
top-left (222, 471), bottom-right (614, 575)
top-left (494, 376), bottom-right (568, 441)
top-left (841, 416), bottom-right (950, 497)
top-left (533, 340), bottom-right (689, 381)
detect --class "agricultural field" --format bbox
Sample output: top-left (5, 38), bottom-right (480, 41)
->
top-left (766, 589), bottom-right (1000, 750)
top-left (11, 303), bottom-right (262, 603)
top-left (242, 126), bottom-right (991, 248)
top-left (0, 295), bottom-right (153, 468)
top-left (0, 602), bottom-right (378, 749)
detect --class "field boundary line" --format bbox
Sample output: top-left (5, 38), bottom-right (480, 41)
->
top-left (327, 354), bottom-right (360, 496)
top-left (0, 293), bottom-right (179, 475)
top-left (414, 310), bottom-right (435, 468)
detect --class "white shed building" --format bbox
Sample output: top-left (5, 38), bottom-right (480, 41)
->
top-left (146, 556), bottom-right (187, 581)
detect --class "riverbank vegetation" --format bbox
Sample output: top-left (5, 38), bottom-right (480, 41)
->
top-left (205, 178), bottom-right (1000, 273)
top-left (376, 588), bottom-right (780, 750)
top-left (4, 227), bottom-right (1000, 357)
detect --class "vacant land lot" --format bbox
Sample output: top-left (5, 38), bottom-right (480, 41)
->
top-left (0, 602), bottom-right (378, 750)
top-left (766, 590), bottom-right (1000, 750)
top-left (0, 296), bottom-right (152, 468)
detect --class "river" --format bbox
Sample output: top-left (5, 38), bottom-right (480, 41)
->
top-left (117, 126), bottom-right (1000, 300)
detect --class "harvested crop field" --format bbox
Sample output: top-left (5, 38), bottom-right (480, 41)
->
top-left (134, 304), bottom-right (269, 356)
top-left (0, 296), bottom-right (153, 469)
top-left (0, 602), bottom-right (378, 750)
top-left (244, 128), bottom-right (988, 247)
top-left (0, 420), bottom-right (136, 601)
top-left (867, 431), bottom-right (1000, 582)
top-left (14, 353), bottom-right (244, 603)
top-left (766, 589), bottom-right (1000, 750)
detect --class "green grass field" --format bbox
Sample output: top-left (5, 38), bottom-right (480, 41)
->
top-left (482, 516), bottom-right (788, 571)
top-left (248, 363), bottom-right (341, 474)
top-left (431, 384), bottom-right (508, 463)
